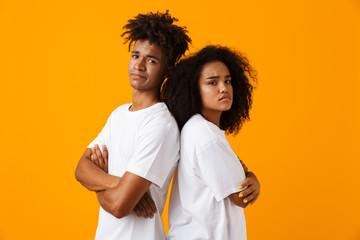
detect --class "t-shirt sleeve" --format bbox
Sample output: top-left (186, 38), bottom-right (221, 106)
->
top-left (195, 141), bottom-right (246, 201)
top-left (87, 113), bottom-right (112, 150)
top-left (126, 121), bottom-right (179, 188)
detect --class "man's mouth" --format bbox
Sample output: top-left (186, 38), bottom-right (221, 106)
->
top-left (130, 73), bottom-right (147, 79)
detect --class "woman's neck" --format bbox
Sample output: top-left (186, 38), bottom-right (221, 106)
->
top-left (201, 109), bottom-right (222, 128)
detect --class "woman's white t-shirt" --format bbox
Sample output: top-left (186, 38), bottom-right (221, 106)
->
top-left (167, 114), bottom-right (247, 240)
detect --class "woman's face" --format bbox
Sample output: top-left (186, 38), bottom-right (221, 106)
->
top-left (199, 61), bottom-right (233, 117)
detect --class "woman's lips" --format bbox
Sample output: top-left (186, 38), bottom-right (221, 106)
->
top-left (219, 96), bottom-right (231, 101)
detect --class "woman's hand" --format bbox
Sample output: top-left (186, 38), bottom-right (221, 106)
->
top-left (238, 171), bottom-right (260, 206)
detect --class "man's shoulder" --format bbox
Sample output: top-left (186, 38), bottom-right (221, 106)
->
top-left (106, 103), bottom-right (130, 118)
top-left (113, 103), bottom-right (131, 114)
top-left (143, 103), bottom-right (177, 126)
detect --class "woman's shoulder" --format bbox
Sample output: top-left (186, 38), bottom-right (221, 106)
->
top-left (181, 114), bottom-right (224, 147)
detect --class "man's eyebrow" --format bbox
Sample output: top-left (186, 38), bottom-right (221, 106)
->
top-left (131, 51), bottom-right (160, 61)
top-left (147, 54), bottom-right (160, 60)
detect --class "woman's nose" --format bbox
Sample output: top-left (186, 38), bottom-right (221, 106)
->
top-left (219, 83), bottom-right (228, 93)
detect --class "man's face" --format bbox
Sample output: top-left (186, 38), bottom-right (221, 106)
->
top-left (128, 39), bottom-right (167, 92)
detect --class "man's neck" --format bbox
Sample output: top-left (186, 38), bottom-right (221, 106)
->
top-left (130, 89), bottom-right (161, 111)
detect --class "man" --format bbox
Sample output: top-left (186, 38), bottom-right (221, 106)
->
top-left (75, 11), bottom-right (259, 240)
top-left (75, 11), bottom-right (191, 240)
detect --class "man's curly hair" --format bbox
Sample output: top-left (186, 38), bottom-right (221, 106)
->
top-left (121, 10), bottom-right (191, 68)
top-left (162, 45), bottom-right (257, 135)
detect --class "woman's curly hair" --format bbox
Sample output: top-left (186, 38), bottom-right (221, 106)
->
top-left (162, 45), bottom-right (257, 135)
top-left (121, 10), bottom-right (191, 68)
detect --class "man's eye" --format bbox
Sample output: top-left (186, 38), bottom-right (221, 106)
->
top-left (147, 59), bottom-right (156, 63)
top-left (131, 55), bottom-right (139, 58)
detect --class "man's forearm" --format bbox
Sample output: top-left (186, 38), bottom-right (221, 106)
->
top-left (95, 171), bottom-right (152, 219)
top-left (96, 189), bottom-right (129, 218)
top-left (75, 148), bottom-right (120, 191)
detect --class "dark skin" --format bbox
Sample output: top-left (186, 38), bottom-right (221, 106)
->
top-left (75, 40), bottom-right (167, 219)
top-left (90, 144), bottom-right (157, 218)
top-left (75, 41), bottom-right (260, 220)
top-left (199, 61), bottom-right (260, 207)
top-left (90, 144), bottom-right (260, 209)
top-left (76, 146), bottom-right (157, 218)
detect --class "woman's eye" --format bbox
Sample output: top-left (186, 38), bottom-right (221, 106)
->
top-left (147, 59), bottom-right (156, 63)
top-left (225, 79), bottom-right (232, 84)
top-left (209, 81), bottom-right (216, 85)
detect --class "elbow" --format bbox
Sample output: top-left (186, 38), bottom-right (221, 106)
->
top-left (75, 166), bottom-right (86, 185)
top-left (74, 166), bottom-right (96, 191)
top-left (75, 166), bottom-right (82, 184)
top-left (75, 167), bottom-right (81, 182)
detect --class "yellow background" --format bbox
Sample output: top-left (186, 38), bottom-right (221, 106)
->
top-left (1, 0), bottom-right (359, 239)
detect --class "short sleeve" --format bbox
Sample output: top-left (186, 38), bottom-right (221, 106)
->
top-left (195, 141), bottom-right (246, 201)
top-left (88, 114), bottom-right (112, 150)
top-left (126, 121), bottom-right (180, 188)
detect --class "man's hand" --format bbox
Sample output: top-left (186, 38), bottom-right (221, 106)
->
top-left (133, 191), bottom-right (157, 218)
top-left (90, 144), bottom-right (108, 173)
top-left (91, 144), bottom-right (157, 218)
top-left (238, 171), bottom-right (260, 206)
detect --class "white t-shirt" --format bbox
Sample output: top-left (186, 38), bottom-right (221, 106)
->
top-left (167, 114), bottom-right (247, 240)
top-left (88, 102), bottom-right (180, 240)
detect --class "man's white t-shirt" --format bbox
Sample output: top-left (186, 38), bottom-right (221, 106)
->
top-left (88, 102), bottom-right (179, 240)
top-left (167, 114), bottom-right (247, 240)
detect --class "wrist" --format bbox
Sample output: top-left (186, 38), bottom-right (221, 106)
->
top-left (107, 175), bottom-right (121, 189)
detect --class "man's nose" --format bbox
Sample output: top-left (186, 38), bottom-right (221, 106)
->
top-left (134, 58), bottom-right (146, 71)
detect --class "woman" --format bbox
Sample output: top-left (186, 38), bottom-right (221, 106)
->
top-left (163, 45), bottom-right (259, 239)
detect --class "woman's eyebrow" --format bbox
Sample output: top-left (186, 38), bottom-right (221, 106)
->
top-left (206, 76), bottom-right (220, 80)
top-left (206, 75), bottom-right (231, 80)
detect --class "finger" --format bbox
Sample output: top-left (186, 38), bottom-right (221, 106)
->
top-left (144, 192), bottom-right (157, 214)
top-left (102, 145), bottom-right (108, 161)
top-left (136, 202), bottom-right (148, 218)
top-left (140, 197), bottom-right (154, 218)
top-left (239, 178), bottom-right (253, 189)
top-left (133, 206), bottom-right (141, 217)
top-left (91, 148), bottom-right (99, 166)
top-left (245, 193), bottom-right (259, 207)
top-left (238, 185), bottom-right (256, 198)
top-left (102, 145), bottom-right (109, 173)
top-left (242, 191), bottom-right (257, 205)
top-left (94, 145), bottom-right (104, 169)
